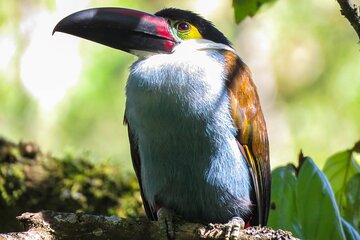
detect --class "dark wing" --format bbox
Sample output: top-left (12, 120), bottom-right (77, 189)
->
top-left (124, 117), bottom-right (157, 220)
top-left (224, 50), bottom-right (271, 226)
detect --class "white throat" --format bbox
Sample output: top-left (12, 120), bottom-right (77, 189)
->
top-left (129, 39), bottom-right (234, 58)
top-left (126, 39), bottom-right (235, 110)
top-left (172, 39), bottom-right (234, 53)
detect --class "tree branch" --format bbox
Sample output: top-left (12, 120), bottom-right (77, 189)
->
top-left (336, 0), bottom-right (360, 40)
top-left (0, 211), bottom-right (299, 240)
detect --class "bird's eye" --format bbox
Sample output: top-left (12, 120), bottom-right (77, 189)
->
top-left (176, 22), bottom-right (191, 32)
top-left (172, 21), bottom-right (202, 40)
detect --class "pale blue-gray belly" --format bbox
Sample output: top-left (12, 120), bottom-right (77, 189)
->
top-left (126, 86), bottom-right (252, 223)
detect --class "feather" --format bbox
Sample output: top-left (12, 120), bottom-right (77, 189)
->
top-left (224, 50), bottom-right (271, 226)
top-left (124, 117), bottom-right (157, 220)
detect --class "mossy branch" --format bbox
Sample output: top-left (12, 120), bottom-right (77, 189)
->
top-left (0, 211), bottom-right (299, 240)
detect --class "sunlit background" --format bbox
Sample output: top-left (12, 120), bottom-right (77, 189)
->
top-left (1, 0), bottom-right (359, 172)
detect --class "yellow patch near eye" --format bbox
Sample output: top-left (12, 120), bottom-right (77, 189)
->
top-left (174, 21), bottom-right (202, 40)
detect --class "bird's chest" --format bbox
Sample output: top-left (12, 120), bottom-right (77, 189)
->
top-left (125, 51), bottom-right (232, 167)
top-left (126, 50), bottom-right (226, 121)
top-left (126, 51), bottom-right (226, 147)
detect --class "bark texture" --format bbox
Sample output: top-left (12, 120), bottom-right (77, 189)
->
top-left (0, 211), bottom-right (299, 240)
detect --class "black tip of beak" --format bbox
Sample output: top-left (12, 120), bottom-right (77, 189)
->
top-left (53, 8), bottom-right (176, 54)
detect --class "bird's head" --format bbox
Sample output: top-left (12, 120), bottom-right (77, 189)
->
top-left (53, 7), bottom-right (231, 56)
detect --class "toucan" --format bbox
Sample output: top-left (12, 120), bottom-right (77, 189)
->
top-left (54, 7), bottom-right (271, 239)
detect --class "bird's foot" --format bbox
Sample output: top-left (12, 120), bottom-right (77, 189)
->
top-left (157, 207), bottom-right (176, 240)
top-left (202, 223), bottom-right (224, 238)
top-left (223, 217), bottom-right (245, 240)
top-left (202, 217), bottom-right (245, 240)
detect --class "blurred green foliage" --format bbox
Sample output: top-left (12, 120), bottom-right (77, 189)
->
top-left (266, 0), bottom-right (360, 166)
top-left (233, 0), bottom-right (276, 23)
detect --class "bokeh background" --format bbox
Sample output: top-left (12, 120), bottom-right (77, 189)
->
top-left (1, 0), bottom-right (359, 172)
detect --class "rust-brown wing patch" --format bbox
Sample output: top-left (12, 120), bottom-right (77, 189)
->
top-left (224, 50), bottom-right (271, 226)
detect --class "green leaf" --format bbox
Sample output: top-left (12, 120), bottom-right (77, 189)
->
top-left (342, 218), bottom-right (360, 240)
top-left (343, 173), bottom-right (360, 232)
top-left (267, 164), bottom-right (301, 235)
top-left (298, 157), bottom-right (345, 239)
top-left (232, 0), bottom-right (275, 23)
top-left (268, 157), bottom-right (346, 239)
top-left (323, 148), bottom-right (360, 217)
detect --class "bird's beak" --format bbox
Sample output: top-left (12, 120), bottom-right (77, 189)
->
top-left (53, 8), bottom-right (176, 54)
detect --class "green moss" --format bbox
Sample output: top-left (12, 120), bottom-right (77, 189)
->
top-left (0, 137), bottom-right (144, 233)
